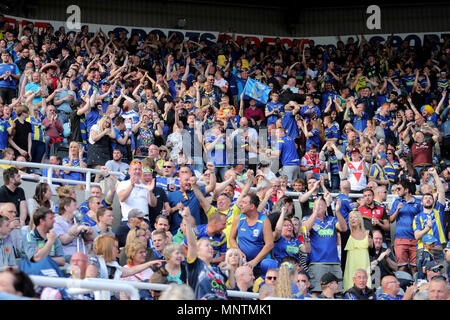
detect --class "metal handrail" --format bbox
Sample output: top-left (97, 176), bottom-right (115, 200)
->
top-left (29, 275), bottom-right (261, 300)
top-left (29, 275), bottom-right (140, 300)
top-left (0, 159), bottom-right (122, 197)
top-left (83, 277), bottom-right (261, 299)
top-left (0, 159), bottom-right (122, 176)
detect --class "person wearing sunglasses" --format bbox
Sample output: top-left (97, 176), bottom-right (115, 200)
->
top-left (390, 181), bottom-right (422, 271)
top-left (155, 160), bottom-right (180, 193)
top-left (117, 160), bottom-right (154, 224)
top-left (384, 147), bottom-right (400, 185)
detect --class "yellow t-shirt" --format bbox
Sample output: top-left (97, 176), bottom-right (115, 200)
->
top-left (206, 203), bottom-right (241, 248)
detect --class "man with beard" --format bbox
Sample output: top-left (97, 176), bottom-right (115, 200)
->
top-left (389, 180), bottom-right (422, 274)
top-left (413, 167), bottom-right (447, 276)
top-left (0, 167), bottom-right (27, 227)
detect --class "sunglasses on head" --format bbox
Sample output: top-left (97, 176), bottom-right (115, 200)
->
top-left (130, 160), bottom-right (142, 167)
top-left (142, 168), bottom-right (153, 174)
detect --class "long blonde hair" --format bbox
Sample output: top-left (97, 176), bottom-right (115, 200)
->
top-left (97, 116), bottom-right (110, 133)
top-left (311, 118), bottom-right (325, 142)
top-left (274, 263), bottom-right (297, 298)
top-left (349, 210), bottom-right (365, 233)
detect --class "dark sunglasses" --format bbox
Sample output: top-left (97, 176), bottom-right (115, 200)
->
top-left (266, 276), bottom-right (277, 280)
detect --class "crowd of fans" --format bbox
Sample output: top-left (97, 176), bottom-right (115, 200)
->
top-left (0, 15), bottom-right (449, 300)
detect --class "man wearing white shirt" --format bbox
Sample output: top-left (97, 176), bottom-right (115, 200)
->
top-left (230, 117), bottom-right (259, 171)
top-left (116, 160), bottom-right (157, 222)
top-left (282, 77), bottom-right (299, 94)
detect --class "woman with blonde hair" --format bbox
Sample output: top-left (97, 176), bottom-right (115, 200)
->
top-left (343, 209), bottom-right (373, 291)
top-left (62, 141), bottom-right (87, 184)
top-left (118, 227), bottom-right (151, 266)
top-left (224, 247), bottom-right (243, 281)
top-left (86, 234), bottom-right (163, 299)
top-left (274, 262), bottom-right (298, 299)
top-left (120, 239), bottom-right (155, 300)
top-left (159, 242), bottom-right (187, 284)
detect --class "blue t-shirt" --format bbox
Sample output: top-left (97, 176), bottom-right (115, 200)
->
top-left (300, 105), bottom-right (321, 120)
top-left (0, 63), bottom-right (20, 89)
top-left (373, 113), bottom-right (392, 137)
top-left (390, 197), bottom-right (422, 240)
top-left (85, 107), bottom-right (100, 132)
top-left (236, 213), bottom-right (267, 263)
top-left (402, 74), bottom-right (416, 93)
top-left (376, 293), bottom-right (403, 300)
top-left (265, 102), bottom-right (284, 126)
top-left (352, 112), bottom-right (369, 133)
top-left (276, 135), bottom-right (300, 166)
top-left (155, 175), bottom-right (180, 193)
top-left (336, 193), bottom-right (357, 226)
top-left (183, 224), bottom-right (227, 258)
top-left (321, 90), bottom-right (337, 111)
top-left (324, 124), bottom-right (340, 141)
top-left (281, 111), bottom-right (299, 139)
top-left (167, 186), bottom-right (207, 234)
top-left (24, 82), bottom-right (43, 104)
top-left (412, 201), bottom-right (447, 250)
top-left (302, 215), bottom-right (340, 264)
top-left (55, 90), bottom-right (76, 113)
top-left (0, 118), bottom-right (11, 149)
top-left (204, 133), bottom-right (228, 167)
top-left (272, 235), bottom-right (304, 264)
top-left (306, 128), bottom-right (320, 151)
top-left (62, 157), bottom-right (87, 183)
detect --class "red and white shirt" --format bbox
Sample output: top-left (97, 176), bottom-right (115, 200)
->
top-left (347, 160), bottom-right (368, 191)
top-left (301, 153), bottom-right (322, 174)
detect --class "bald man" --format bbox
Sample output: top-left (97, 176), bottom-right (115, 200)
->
top-left (259, 283), bottom-right (275, 300)
top-left (69, 252), bottom-right (88, 279)
top-left (235, 265), bottom-right (255, 293)
top-left (376, 275), bottom-right (417, 300)
top-left (0, 203), bottom-right (22, 261)
top-left (428, 276), bottom-right (449, 300)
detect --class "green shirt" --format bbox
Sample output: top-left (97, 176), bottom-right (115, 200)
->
top-left (172, 228), bottom-right (185, 244)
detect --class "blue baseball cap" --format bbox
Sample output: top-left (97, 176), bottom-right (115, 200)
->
top-left (260, 259), bottom-right (279, 278)
top-left (422, 234), bottom-right (437, 244)
top-left (377, 152), bottom-right (387, 160)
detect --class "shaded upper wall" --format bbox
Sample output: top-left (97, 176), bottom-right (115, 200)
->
top-left (13, 0), bottom-right (450, 37)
